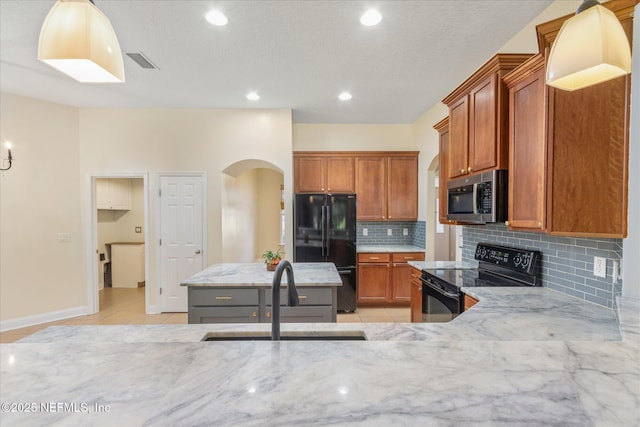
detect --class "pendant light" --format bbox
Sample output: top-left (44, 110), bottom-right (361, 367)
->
top-left (38, 0), bottom-right (125, 83)
top-left (545, 0), bottom-right (631, 91)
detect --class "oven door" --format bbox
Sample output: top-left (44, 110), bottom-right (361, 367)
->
top-left (420, 276), bottom-right (461, 322)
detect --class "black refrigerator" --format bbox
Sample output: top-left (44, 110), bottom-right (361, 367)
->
top-left (293, 193), bottom-right (357, 312)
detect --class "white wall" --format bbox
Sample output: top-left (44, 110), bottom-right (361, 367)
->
top-left (0, 98), bottom-right (292, 324)
top-left (0, 93), bottom-right (85, 322)
top-left (293, 124), bottom-right (414, 151)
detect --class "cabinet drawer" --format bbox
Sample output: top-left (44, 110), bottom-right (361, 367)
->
top-left (266, 287), bottom-right (332, 306)
top-left (391, 252), bottom-right (425, 262)
top-left (269, 306), bottom-right (334, 323)
top-left (188, 306), bottom-right (259, 324)
top-left (190, 288), bottom-right (259, 306)
top-left (358, 253), bottom-right (390, 263)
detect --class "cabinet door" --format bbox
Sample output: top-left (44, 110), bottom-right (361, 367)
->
top-left (294, 156), bottom-right (326, 192)
top-left (468, 74), bottom-right (498, 174)
top-left (355, 156), bottom-right (387, 220)
top-left (387, 156), bottom-right (418, 220)
top-left (508, 63), bottom-right (546, 231)
top-left (448, 96), bottom-right (469, 178)
top-left (96, 179), bottom-right (110, 209)
top-left (547, 74), bottom-right (629, 237)
top-left (109, 179), bottom-right (131, 210)
top-left (357, 263), bottom-right (389, 303)
top-left (391, 262), bottom-right (411, 303)
top-left (326, 156), bottom-right (355, 193)
top-left (410, 276), bottom-right (422, 322)
top-left (437, 124), bottom-right (452, 224)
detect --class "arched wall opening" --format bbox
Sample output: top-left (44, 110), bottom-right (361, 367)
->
top-left (221, 159), bottom-right (284, 262)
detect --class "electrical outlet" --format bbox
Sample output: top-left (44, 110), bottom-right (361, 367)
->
top-left (612, 260), bottom-right (620, 283)
top-left (387, 228), bottom-right (392, 236)
top-left (403, 228), bottom-right (408, 236)
top-left (593, 256), bottom-right (606, 278)
top-left (362, 228), bottom-right (368, 236)
top-left (135, 226), bottom-right (142, 233)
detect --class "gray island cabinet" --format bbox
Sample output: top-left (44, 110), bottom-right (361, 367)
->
top-left (181, 262), bottom-right (341, 324)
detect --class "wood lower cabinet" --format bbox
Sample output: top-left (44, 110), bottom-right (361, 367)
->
top-left (464, 294), bottom-right (479, 311)
top-left (357, 252), bottom-right (425, 307)
top-left (410, 266), bottom-right (423, 322)
top-left (188, 286), bottom-right (337, 323)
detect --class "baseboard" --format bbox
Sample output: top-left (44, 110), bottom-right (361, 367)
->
top-left (0, 306), bottom-right (89, 333)
top-left (146, 304), bottom-right (160, 314)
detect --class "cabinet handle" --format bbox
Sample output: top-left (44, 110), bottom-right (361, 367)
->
top-left (252, 311), bottom-right (257, 317)
top-left (266, 312), bottom-right (271, 318)
top-left (461, 169), bottom-right (465, 174)
top-left (369, 257), bottom-right (380, 260)
top-left (215, 296), bottom-right (233, 300)
top-left (468, 167), bottom-right (472, 172)
top-left (404, 256), bottom-right (414, 260)
top-left (382, 216), bottom-right (386, 219)
top-left (299, 295), bottom-right (307, 299)
top-left (505, 221), bottom-right (510, 226)
top-left (322, 187), bottom-right (325, 191)
top-left (195, 249), bottom-right (201, 254)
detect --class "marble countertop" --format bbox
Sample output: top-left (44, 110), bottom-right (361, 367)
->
top-left (408, 260), bottom-right (478, 270)
top-left (180, 262), bottom-right (341, 287)
top-left (357, 244), bottom-right (425, 253)
top-left (2, 290), bottom-right (638, 426)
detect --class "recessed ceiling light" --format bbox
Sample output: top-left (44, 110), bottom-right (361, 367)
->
top-left (338, 92), bottom-right (353, 101)
top-left (246, 92), bottom-right (260, 101)
top-left (360, 9), bottom-right (382, 26)
top-left (205, 10), bottom-right (228, 26)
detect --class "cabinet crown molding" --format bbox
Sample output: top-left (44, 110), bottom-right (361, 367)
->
top-left (442, 53), bottom-right (533, 106)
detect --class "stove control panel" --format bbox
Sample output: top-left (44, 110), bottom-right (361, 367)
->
top-left (474, 243), bottom-right (540, 274)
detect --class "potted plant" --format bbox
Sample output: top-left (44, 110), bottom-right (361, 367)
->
top-left (261, 247), bottom-right (284, 271)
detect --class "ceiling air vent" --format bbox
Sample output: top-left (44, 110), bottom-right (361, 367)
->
top-left (126, 52), bottom-right (158, 70)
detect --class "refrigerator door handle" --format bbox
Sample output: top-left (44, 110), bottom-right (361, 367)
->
top-left (321, 205), bottom-right (326, 256)
top-left (325, 204), bottom-right (331, 257)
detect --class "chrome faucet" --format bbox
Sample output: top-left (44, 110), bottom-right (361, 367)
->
top-left (271, 260), bottom-right (299, 340)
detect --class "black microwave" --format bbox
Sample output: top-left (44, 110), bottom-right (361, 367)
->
top-left (446, 169), bottom-right (507, 224)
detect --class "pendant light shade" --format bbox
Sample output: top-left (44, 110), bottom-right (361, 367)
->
top-left (38, 0), bottom-right (125, 83)
top-left (546, 3), bottom-right (631, 92)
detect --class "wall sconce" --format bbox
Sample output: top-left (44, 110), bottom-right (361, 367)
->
top-left (546, 0), bottom-right (631, 91)
top-left (1, 142), bottom-right (13, 171)
top-left (38, 0), bottom-right (125, 83)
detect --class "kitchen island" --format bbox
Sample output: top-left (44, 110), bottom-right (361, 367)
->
top-left (1, 289), bottom-right (638, 426)
top-left (181, 262), bottom-right (342, 323)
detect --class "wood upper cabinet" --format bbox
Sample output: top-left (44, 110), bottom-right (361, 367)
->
top-left (387, 156), bottom-right (418, 220)
top-left (355, 152), bottom-right (418, 221)
top-left (504, 54), bottom-right (547, 232)
top-left (294, 154), bottom-right (354, 193)
top-left (434, 117), bottom-right (454, 225)
top-left (355, 156), bottom-right (387, 220)
top-left (443, 54), bottom-right (531, 180)
top-left (503, 0), bottom-right (632, 238)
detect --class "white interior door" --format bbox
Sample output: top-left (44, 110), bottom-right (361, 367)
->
top-left (159, 175), bottom-right (204, 312)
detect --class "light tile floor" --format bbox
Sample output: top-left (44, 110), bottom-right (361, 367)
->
top-left (0, 287), bottom-right (409, 343)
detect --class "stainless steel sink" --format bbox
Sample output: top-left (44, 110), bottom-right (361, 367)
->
top-left (202, 330), bottom-right (367, 341)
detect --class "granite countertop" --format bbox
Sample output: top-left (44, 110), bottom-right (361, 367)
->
top-left (2, 290), bottom-right (638, 426)
top-left (357, 244), bottom-right (425, 253)
top-left (180, 262), bottom-right (341, 287)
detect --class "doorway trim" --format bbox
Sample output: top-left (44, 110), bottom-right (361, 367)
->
top-left (155, 172), bottom-right (207, 313)
top-left (86, 172), bottom-right (150, 315)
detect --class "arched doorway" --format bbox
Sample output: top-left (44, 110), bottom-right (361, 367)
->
top-left (221, 160), bottom-right (284, 262)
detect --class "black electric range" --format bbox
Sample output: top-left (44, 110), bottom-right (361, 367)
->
top-left (419, 243), bottom-right (541, 322)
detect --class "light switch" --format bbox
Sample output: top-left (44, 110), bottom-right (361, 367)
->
top-left (362, 228), bottom-right (368, 236)
top-left (387, 229), bottom-right (392, 236)
top-left (403, 228), bottom-right (408, 236)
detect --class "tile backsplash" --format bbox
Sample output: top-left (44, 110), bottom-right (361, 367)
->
top-left (357, 221), bottom-right (425, 248)
top-left (462, 224), bottom-right (623, 309)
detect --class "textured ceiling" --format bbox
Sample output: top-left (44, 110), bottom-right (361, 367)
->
top-left (0, 0), bottom-right (553, 123)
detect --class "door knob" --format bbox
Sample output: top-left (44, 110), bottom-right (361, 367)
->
top-left (195, 249), bottom-right (201, 254)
